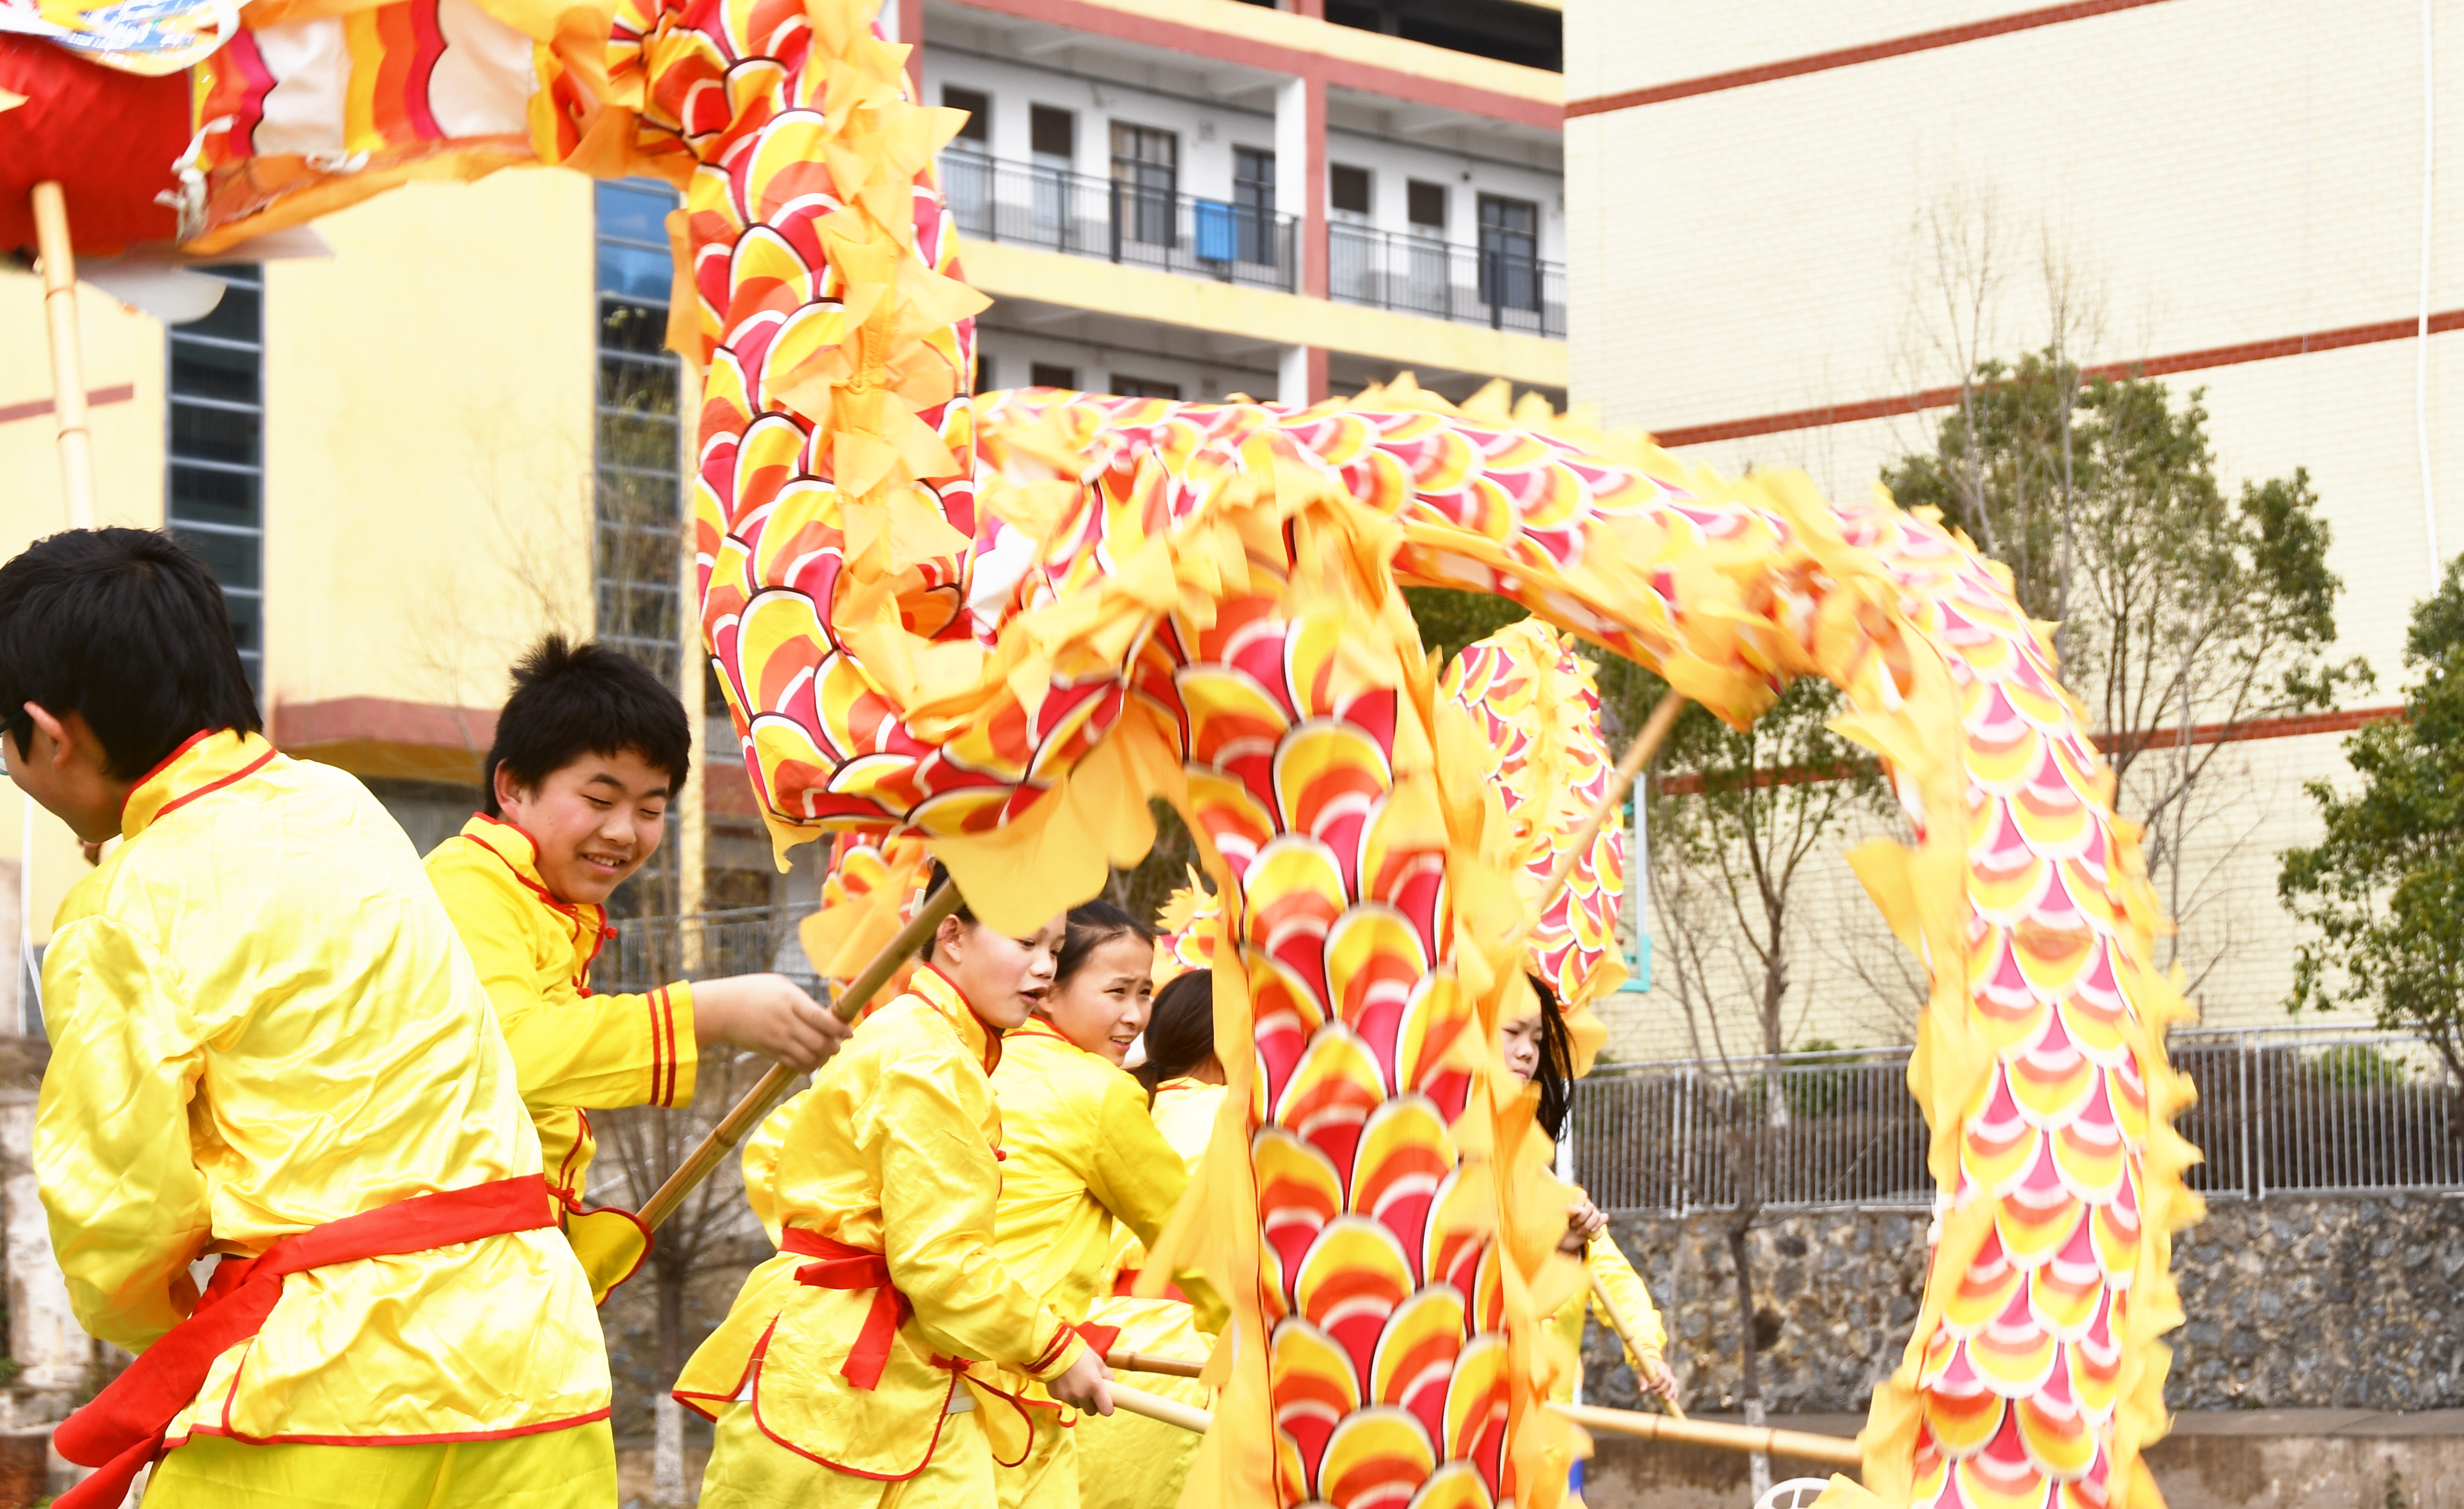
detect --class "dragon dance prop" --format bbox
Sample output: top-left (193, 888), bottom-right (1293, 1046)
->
top-left (10, 0), bottom-right (2203, 1502)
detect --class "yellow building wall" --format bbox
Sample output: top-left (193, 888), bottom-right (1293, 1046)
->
top-left (262, 166), bottom-right (600, 719)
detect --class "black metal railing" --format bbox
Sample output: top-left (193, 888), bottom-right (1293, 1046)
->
top-left (938, 152), bottom-right (1297, 292)
top-left (1571, 1025), bottom-right (2464, 1214)
top-left (1328, 222), bottom-right (1566, 339)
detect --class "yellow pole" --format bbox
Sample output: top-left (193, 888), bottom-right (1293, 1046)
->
top-left (1108, 1382), bottom-right (1209, 1435)
top-left (30, 183), bottom-right (94, 529)
top-left (1105, 1349), bottom-right (1204, 1380)
top-left (1553, 1401), bottom-right (1860, 1469)
top-left (635, 879), bottom-right (963, 1230)
top-left (1584, 1243), bottom-right (1687, 1420)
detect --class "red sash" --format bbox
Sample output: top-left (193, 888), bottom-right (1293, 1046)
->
top-left (52, 1174), bottom-right (554, 1509)
top-left (783, 1228), bottom-right (912, 1391)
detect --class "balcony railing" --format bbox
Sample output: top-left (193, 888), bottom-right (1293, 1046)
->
top-left (1329, 222), bottom-right (1566, 339)
top-left (939, 152), bottom-right (1296, 293)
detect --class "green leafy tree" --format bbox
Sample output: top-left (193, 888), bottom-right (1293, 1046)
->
top-left (2279, 560), bottom-right (2464, 1081)
top-left (1885, 352), bottom-right (2366, 974)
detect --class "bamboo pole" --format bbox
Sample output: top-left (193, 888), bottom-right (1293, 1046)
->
top-left (1584, 1244), bottom-right (1686, 1421)
top-left (30, 183), bottom-right (94, 528)
top-left (1109, 1382), bottom-right (1209, 1434)
top-left (637, 878), bottom-right (963, 1231)
top-left (1525, 688), bottom-right (1684, 936)
top-left (1106, 1350), bottom-right (1204, 1380)
top-left (1553, 1402), bottom-right (1860, 1469)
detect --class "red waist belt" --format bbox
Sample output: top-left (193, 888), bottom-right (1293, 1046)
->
top-left (783, 1228), bottom-right (914, 1391)
top-left (782, 1230), bottom-right (1113, 1392)
top-left (52, 1173), bottom-right (554, 1509)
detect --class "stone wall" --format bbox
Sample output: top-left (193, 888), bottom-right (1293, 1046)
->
top-left (1582, 1194), bottom-right (2464, 1415)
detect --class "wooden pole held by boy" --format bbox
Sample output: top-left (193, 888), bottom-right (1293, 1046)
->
top-left (637, 878), bottom-right (963, 1231)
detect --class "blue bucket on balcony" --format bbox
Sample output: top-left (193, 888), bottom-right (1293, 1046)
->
top-left (1193, 199), bottom-right (1237, 263)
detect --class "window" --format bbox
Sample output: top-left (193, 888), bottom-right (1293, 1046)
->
top-left (167, 263), bottom-right (264, 690)
top-left (593, 179), bottom-right (685, 686)
top-left (943, 86), bottom-right (989, 147)
top-left (973, 354), bottom-right (994, 394)
top-left (1329, 163), bottom-right (1371, 217)
top-left (1029, 362), bottom-right (1078, 390)
top-left (1477, 193), bottom-right (1540, 313)
top-left (1031, 105), bottom-right (1075, 163)
top-left (1231, 147), bottom-right (1276, 264)
top-left (940, 86), bottom-right (992, 233)
top-left (1406, 179), bottom-right (1447, 232)
top-left (1110, 123), bottom-right (1177, 248)
top-left (1111, 375), bottom-right (1182, 400)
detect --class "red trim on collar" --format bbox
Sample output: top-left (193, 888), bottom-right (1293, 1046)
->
top-left (117, 728), bottom-right (215, 826)
top-left (454, 818), bottom-right (618, 990)
top-left (150, 750), bottom-right (275, 825)
top-left (917, 963), bottom-right (1005, 1076)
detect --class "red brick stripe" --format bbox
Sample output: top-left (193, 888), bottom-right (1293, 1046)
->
top-left (1565, 0), bottom-right (2179, 118)
top-left (1654, 310), bottom-right (2464, 449)
top-left (0, 384), bottom-right (138, 426)
top-left (950, 0), bottom-right (1560, 129)
top-left (1655, 704), bottom-right (2407, 794)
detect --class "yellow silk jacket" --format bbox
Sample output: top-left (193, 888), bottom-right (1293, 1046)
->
top-left (675, 966), bottom-right (1088, 1478)
top-left (36, 732), bottom-right (608, 1445)
top-left (424, 814), bottom-right (696, 1214)
top-left (1546, 1234), bottom-right (1666, 1405)
top-left (1104, 1076), bottom-right (1222, 1281)
top-left (989, 1019), bottom-right (1189, 1330)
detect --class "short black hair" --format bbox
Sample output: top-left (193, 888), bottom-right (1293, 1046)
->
top-left (482, 635), bottom-right (690, 816)
top-left (1134, 969), bottom-right (1215, 1096)
top-left (0, 528), bottom-right (260, 779)
top-left (1056, 899), bottom-right (1156, 987)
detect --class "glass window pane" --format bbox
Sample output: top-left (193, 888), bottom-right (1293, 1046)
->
top-left (598, 299), bottom-right (673, 357)
top-left (599, 352), bottom-right (680, 412)
top-left (169, 463), bottom-right (259, 529)
top-left (219, 589), bottom-right (262, 655)
top-left (596, 182), bottom-right (676, 246)
top-left (173, 527), bottom-right (262, 590)
top-left (597, 413), bottom-right (681, 472)
top-left (178, 282), bottom-right (261, 345)
top-left (170, 338), bottom-right (258, 405)
top-left (171, 401), bottom-right (259, 466)
top-left (598, 243), bottom-right (676, 303)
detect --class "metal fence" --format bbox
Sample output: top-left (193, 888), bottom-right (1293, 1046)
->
top-left (591, 903), bottom-right (823, 998)
top-left (1328, 223), bottom-right (1567, 339)
top-left (1571, 1025), bottom-right (2464, 1214)
top-left (938, 153), bottom-right (1297, 293)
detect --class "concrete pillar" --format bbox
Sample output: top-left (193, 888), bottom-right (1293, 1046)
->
top-left (1, 1094), bottom-right (88, 1424)
top-left (1274, 74), bottom-right (1329, 403)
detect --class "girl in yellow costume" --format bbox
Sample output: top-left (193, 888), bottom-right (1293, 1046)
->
top-left (1, 530), bottom-right (611, 1509)
top-left (1505, 974), bottom-right (1682, 1503)
top-left (675, 867), bottom-right (1112, 1508)
top-left (987, 901), bottom-right (1193, 1509)
top-left (1076, 967), bottom-right (1224, 1509)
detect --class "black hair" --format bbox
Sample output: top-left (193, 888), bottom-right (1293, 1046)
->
top-left (1134, 969), bottom-right (1216, 1096)
top-left (482, 635), bottom-right (690, 816)
top-left (1055, 899), bottom-right (1155, 988)
top-left (0, 528), bottom-right (260, 778)
top-left (1526, 973), bottom-right (1577, 1142)
top-left (919, 858), bottom-right (975, 961)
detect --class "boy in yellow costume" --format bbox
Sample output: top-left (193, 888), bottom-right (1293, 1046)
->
top-left (3, 529), bottom-right (613, 1508)
top-left (1504, 974), bottom-right (1680, 1503)
top-left (986, 901), bottom-right (1191, 1509)
top-left (676, 868), bottom-right (1113, 1507)
top-left (424, 637), bottom-right (846, 1298)
top-left (1077, 966), bottom-right (1224, 1509)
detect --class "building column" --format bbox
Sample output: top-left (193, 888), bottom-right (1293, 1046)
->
top-left (1275, 74), bottom-right (1329, 404)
